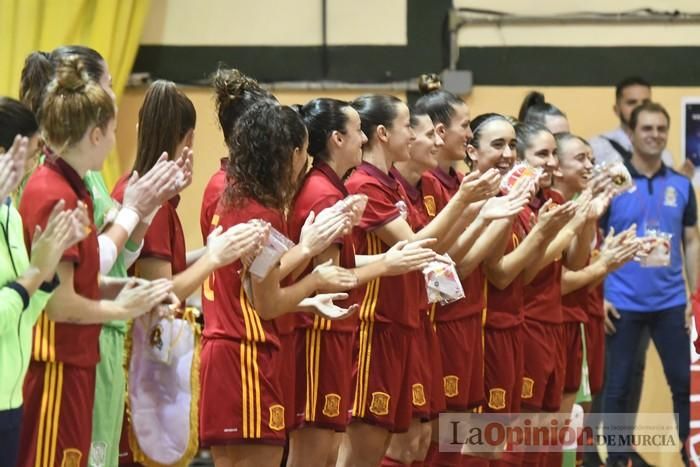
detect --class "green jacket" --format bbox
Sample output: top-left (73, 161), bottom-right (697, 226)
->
top-left (0, 198), bottom-right (56, 411)
top-left (83, 170), bottom-right (131, 333)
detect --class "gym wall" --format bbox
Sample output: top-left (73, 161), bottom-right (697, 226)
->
top-left (121, 6), bottom-right (700, 463)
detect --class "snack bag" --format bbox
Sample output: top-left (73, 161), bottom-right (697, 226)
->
top-left (249, 224), bottom-right (294, 279)
top-left (423, 259), bottom-right (465, 305)
top-left (593, 161), bottom-right (633, 194)
top-left (500, 163), bottom-right (543, 194)
top-left (638, 231), bottom-right (672, 268)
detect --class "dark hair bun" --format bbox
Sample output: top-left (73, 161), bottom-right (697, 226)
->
top-left (53, 54), bottom-right (89, 93)
top-left (418, 73), bottom-right (442, 95)
top-left (213, 68), bottom-right (261, 105)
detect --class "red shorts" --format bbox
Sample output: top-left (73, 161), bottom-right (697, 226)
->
top-left (435, 314), bottom-right (484, 410)
top-left (18, 361), bottom-right (96, 467)
top-left (483, 325), bottom-right (524, 414)
top-left (563, 321), bottom-right (583, 393)
top-left (585, 316), bottom-right (605, 395)
top-left (199, 338), bottom-right (286, 447)
top-left (294, 327), bottom-right (355, 431)
top-left (351, 321), bottom-right (415, 432)
top-left (520, 320), bottom-right (565, 412)
top-left (278, 332), bottom-right (297, 431)
top-left (411, 312), bottom-right (445, 420)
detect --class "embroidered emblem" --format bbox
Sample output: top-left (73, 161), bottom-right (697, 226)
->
top-left (423, 195), bottom-right (437, 217)
top-left (61, 449), bottom-right (82, 467)
top-left (269, 404), bottom-right (285, 431)
top-left (322, 393), bottom-right (341, 418)
top-left (149, 324), bottom-right (163, 351)
top-left (521, 377), bottom-right (534, 399)
top-left (369, 392), bottom-right (390, 416)
top-left (88, 441), bottom-right (107, 466)
top-left (412, 383), bottom-right (427, 407)
top-left (444, 375), bottom-right (459, 398)
top-left (488, 388), bottom-right (507, 410)
top-left (664, 186), bottom-right (677, 207)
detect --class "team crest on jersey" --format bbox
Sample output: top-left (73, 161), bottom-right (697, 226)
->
top-left (322, 393), bottom-right (341, 418)
top-left (269, 404), bottom-right (285, 431)
top-left (444, 375), bottom-right (459, 398)
top-left (521, 378), bottom-right (534, 399)
top-left (423, 195), bottom-right (437, 217)
top-left (488, 388), bottom-right (507, 410)
top-left (412, 383), bottom-right (427, 407)
top-left (61, 449), bottom-right (82, 467)
top-left (664, 186), bottom-right (678, 207)
top-left (369, 392), bottom-right (390, 416)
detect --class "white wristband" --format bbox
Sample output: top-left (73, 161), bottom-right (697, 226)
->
top-left (142, 206), bottom-right (160, 226)
top-left (114, 207), bottom-right (140, 236)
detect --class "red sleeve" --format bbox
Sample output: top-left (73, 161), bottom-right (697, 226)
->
top-left (20, 183), bottom-right (81, 264)
top-left (357, 183), bottom-right (401, 232)
top-left (140, 205), bottom-right (174, 262)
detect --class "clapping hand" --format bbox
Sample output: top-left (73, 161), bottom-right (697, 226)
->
top-left (300, 292), bottom-right (359, 320)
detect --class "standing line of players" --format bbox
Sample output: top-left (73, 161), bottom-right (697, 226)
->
top-left (0, 46), bottom-right (646, 467)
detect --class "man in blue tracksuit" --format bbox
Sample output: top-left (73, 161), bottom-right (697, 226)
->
top-left (601, 101), bottom-right (699, 467)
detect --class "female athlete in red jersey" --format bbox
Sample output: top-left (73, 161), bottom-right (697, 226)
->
top-left (338, 94), bottom-right (506, 467)
top-left (200, 68), bottom-right (278, 241)
top-left (465, 114), bottom-right (573, 466)
top-left (112, 80), bottom-right (266, 303)
top-left (201, 102), bottom-right (358, 467)
top-left (287, 98), bottom-right (437, 467)
top-left (17, 54), bottom-right (173, 467)
top-left (551, 133), bottom-right (638, 466)
top-left (514, 122), bottom-right (598, 467)
top-left (413, 79), bottom-right (530, 467)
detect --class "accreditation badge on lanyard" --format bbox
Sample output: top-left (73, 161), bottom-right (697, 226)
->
top-left (637, 174), bottom-right (672, 268)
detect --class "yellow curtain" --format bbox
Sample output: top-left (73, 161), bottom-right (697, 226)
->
top-left (0, 0), bottom-right (151, 188)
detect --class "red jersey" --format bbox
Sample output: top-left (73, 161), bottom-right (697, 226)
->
top-left (200, 158), bottom-right (227, 242)
top-left (20, 158), bottom-right (101, 367)
top-left (391, 168), bottom-right (430, 230)
top-left (521, 189), bottom-right (564, 324)
top-left (203, 197), bottom-right (285, 346)
top-left (112, 175), bottom-right (187, 276)
top-left (562, 254), bottom-right (590, 324)
top-left (391, 167), bottom-right (430, 312)
top-left (485, 214), bottom-right (528, 329)
top-left (420, 167), bottom-right (463, 218)
top-left (290, 161), bottom-right (358, 332)
top-left (587, 230), bottom-right (605, 318)
top-left (345, 162), bottom-right (424, 328)
top-left (420, 166), bottom-right (484, 322)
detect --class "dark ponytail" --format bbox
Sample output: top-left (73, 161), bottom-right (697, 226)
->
top-left (518, 91), bottom-right (565, 126)
top-left (134, 80), bottom-right (196, 175)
